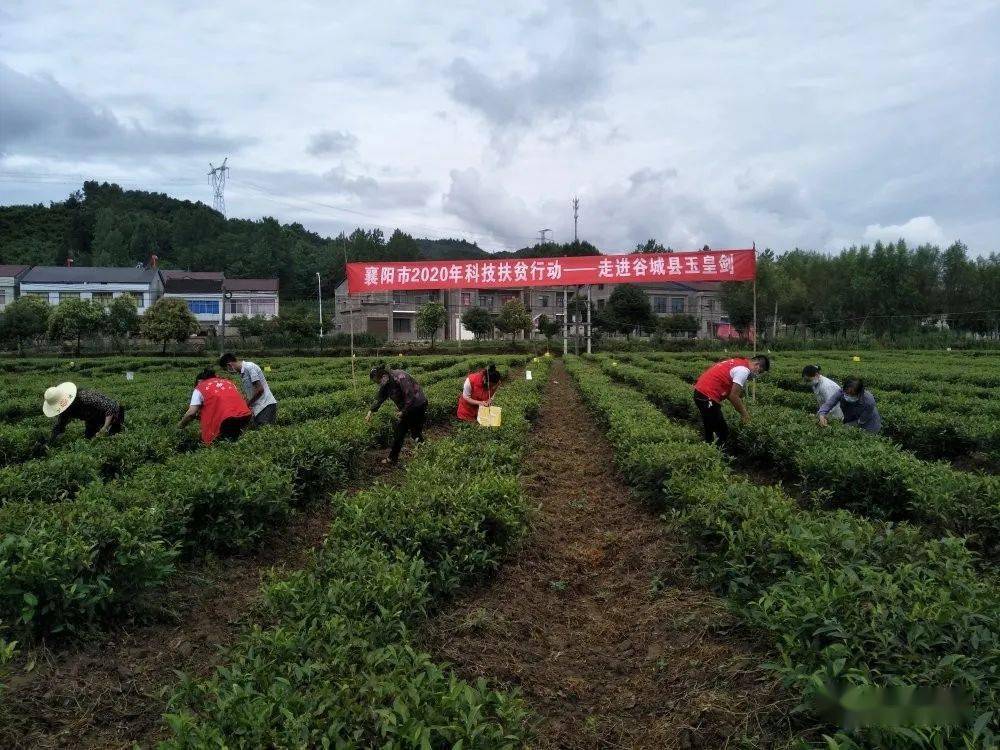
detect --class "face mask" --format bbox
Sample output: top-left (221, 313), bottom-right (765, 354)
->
top-left (843, 394), bottom-right (859, 403)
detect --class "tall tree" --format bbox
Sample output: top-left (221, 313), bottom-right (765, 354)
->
top-left (496, 299), bottom-right (531, 342)
top-left (0, 296), bottom-right (50, 354)
top-left (48, 298), bottom-right (107, 355)
top-left (461, 307), bottom-right (494, 340)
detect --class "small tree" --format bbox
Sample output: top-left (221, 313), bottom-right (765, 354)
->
top-left (141, 297), bottom-right (198, 353)
top-left (416, 301), bottom-right (447, 349)
top-left (658, 314), bottom-right (699, 337)
top-left (106, 295), bottom-right (140, 352)
top-left (496, 299), bottom-right (531, 343)
top-left (48, 298), bottom-right (107, 355)
top-left (536, 313), bottom-right (560, 342)
top-left (0, 296), bottom-right (50, 355)
top-left (605, 284), bottom-right (654, 339)
top-left (461, 306), bottom-right (494, 340)
top-left (234, 315), bottom-right (268, 340)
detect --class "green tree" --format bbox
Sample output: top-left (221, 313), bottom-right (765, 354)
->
top-left (0, 296), bottom-right (50, 354)
top-left (496, 299), bottom-right (531, 342)
top-left (536, 313), bottom-right (560, 342)
top-left (48, 298), bottom-right (107, 355)
top-left (416, 301), bottom-right (447, 349)
top-left (234, 315), bottom-right (268, 340)
top-left (603, 284), bottom-right (654, 338)
top-left (141, 297), bottom-right (198, 353)
top-left (461, 306), bottom-right (494, 340)
top-left (106, 295), bottom-right (140, 352)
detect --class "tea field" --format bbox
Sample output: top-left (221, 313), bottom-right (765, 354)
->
top-left (1, 350), bottom-right (998, 748)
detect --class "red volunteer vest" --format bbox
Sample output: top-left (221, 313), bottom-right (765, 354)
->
top-left (694, 358), bottom-right (750, 403)
top-left (196, 377), bottom-right (252, 444)
top-left (456, 370), bottom-right (499, 422)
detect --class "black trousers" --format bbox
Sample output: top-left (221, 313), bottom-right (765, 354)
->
top-left (390, 404), bottom-right (427, 462)
top-left (84, 407), bottom-right (126, 438)
top-left (253, 403), bottom-right (277, 427)
top-left (693, 391), bottom-right (728, 446)
top-left (219, 414), bottom-right (252, 442)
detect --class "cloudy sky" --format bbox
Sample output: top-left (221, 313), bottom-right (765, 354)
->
top-left (1, 0), bottom-right (998, 254)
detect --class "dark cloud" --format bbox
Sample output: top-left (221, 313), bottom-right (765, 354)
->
top-left (0, 62), bottom-right (248, 159)
top-left (239, 165), bottom-right (433, 210)
top-left (446, 1), bottom-right (635, 141)
top-left (306, 129), bottom-right (359, 156)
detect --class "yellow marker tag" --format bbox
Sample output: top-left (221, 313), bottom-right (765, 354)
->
top-left (264, 365), bottom-right (271, 372)
top-left (611, 361), bottom-right (618, 366)
top-left (852, 356), bottom-right (861, 362)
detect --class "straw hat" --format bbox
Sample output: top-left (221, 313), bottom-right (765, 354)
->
top-left (43, 382), bottom-right (78, 418)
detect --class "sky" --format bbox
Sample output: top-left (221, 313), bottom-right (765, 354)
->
top-left (1, 0), bottom-right (998, 255)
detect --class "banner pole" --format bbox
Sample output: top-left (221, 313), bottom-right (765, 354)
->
top-left (751, 241), bottom-right (758, 403)
top-left (345, 248), bottom-right (357, 397)
top-left (563, 288), bottom-right (568, 356)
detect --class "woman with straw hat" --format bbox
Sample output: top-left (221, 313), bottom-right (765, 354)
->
top-left (43, 382), bottom-right (126, 442)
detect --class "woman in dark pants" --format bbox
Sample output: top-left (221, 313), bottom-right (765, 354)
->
top-left (365, 364), bottom-right (428, 464)
top-left (43, 382), bottom-right (126, 442)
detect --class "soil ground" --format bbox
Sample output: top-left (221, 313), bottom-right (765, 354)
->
top-left (422, 363), bottom-right (797, 749)
top-left (0, 432), bottom-right (437, 750)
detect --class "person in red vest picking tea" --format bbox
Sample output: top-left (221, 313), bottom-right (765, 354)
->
top-left (692, 354), bottom-right (770, 446)
top-left (178, 368), bottom-right (253, 445)
top-left (456, 363), bottom-right (502, 423)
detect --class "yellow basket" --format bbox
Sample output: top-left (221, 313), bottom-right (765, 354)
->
top-left (477, 406), bottom-right (502, 428)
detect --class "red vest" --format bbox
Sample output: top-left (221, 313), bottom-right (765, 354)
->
top-left (694, 358), bottom-right (750, 403)
top-left (196, 377), bottom-right (252, 444)
top-left (456, 370), bottom-right (499, 422)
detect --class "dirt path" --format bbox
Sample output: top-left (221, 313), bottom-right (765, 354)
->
top-left (422, 363), bottom-right (794, 749)
top-left (0, 441), bottom-right (421, 750)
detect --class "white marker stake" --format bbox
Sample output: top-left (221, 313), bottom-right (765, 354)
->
top-left (125, 372), bottom-right (134, 381)
top-left (525, 370), bottom-right (533, 380)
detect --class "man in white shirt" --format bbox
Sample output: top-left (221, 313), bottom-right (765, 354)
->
top-left (219, 352), bottom-right (278, 426)
top-left (801, 365), bottom-right (843, 421)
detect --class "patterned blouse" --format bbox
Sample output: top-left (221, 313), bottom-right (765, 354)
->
top-left (52, 389), bottom-right (123, 438)
top-left (370, 370), bottom-right (427, 414)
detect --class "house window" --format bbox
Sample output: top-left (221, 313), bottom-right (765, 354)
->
top-left (24, 292), bottom-right (48, 299)
top-left (671, 297), bottom-right (686, 314)
top-left (229, 299), bottom-right (276, 317)
top-left (598, 298), bottom-right (606, 309)
top-left (539, 295), bottom-right (549, 308)
top-left (393, 291), bottom-right (404, 304)
top-left (93, 292), bottom-right (113, 306)
top-left (188, 300), bottom-right (220, 315)
top-left (0, 290), bottom-right (5, 307)
top-left (651, 296), bottom-right (668, 314)
top-left (481, 296), bottom-right (494, 309)
top-left (123, 292), bottom-right (144, 307)
top-left (597, 284), bottom-right (605, 290)
top-left (393, 317), bottom-right (412, 334)
top-left (705, 299), bottom-right (715, 312)
top-left (58, 292), bottom-right (80, 302)
top-left (461, 292), bottom-right (471, 306)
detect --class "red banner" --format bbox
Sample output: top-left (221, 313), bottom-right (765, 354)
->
top-left (346, 248), bottom-right (756, 293)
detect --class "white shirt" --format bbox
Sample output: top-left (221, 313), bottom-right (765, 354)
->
top-left (812, 375), bottom-right (844, 420)
top-left (462, 377), bottom-right (473, 399)
top-left (189, 389), bottom-right (204, 407)
top-left (730, 365), bottom-right (751, 390)
top-left (240, 361), bottom-right (277, 416)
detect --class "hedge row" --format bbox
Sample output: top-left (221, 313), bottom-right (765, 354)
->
top-left (0, 358), bottom-right (511, 638)
top-left (601, 358), bottom-right (1000, 558)
top-left (158, 360), bottom-right (550, 748)
top-left (566, 357), bottom-right (1000, 749)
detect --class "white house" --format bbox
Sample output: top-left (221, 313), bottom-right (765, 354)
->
top-left (0, 265), bottom-right (29, 310)
top-left (224, 278), bottom-right (280, 319)
top-left (17, 265), bottom-right (163, 313)
top-left (160, 270), bottom-right (226, 333)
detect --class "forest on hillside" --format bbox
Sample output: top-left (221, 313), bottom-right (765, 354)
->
top-left (0, 182), bottom-right (599, 299)
top-left (2, 182), bottom-right (999, 336)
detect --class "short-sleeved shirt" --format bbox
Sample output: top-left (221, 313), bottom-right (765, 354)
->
top-left (729, 365), bottom-right (751, 390)
top-left (239, 361), bottom-right (277, 417)
top-left (52, 389), bottom-right (122, 438)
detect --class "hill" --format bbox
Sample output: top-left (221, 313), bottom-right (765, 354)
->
top-left (0, 182), bottom-right (600, 299)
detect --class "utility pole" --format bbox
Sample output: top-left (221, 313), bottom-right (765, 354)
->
top-left (572, 197), bottom-right (579, 243)
top-left (586, 284), bottom-right (592, 354)
top-left (574, 287), bottom-right (580, 356)
top-left (538, 228), bottom-right (552, 244)
top-left (207, 158), bottom-right (229, 217)
top-left (317, 272), bottom-right (324, 339)
top-left (562, 288), bottom-right (568, 356)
